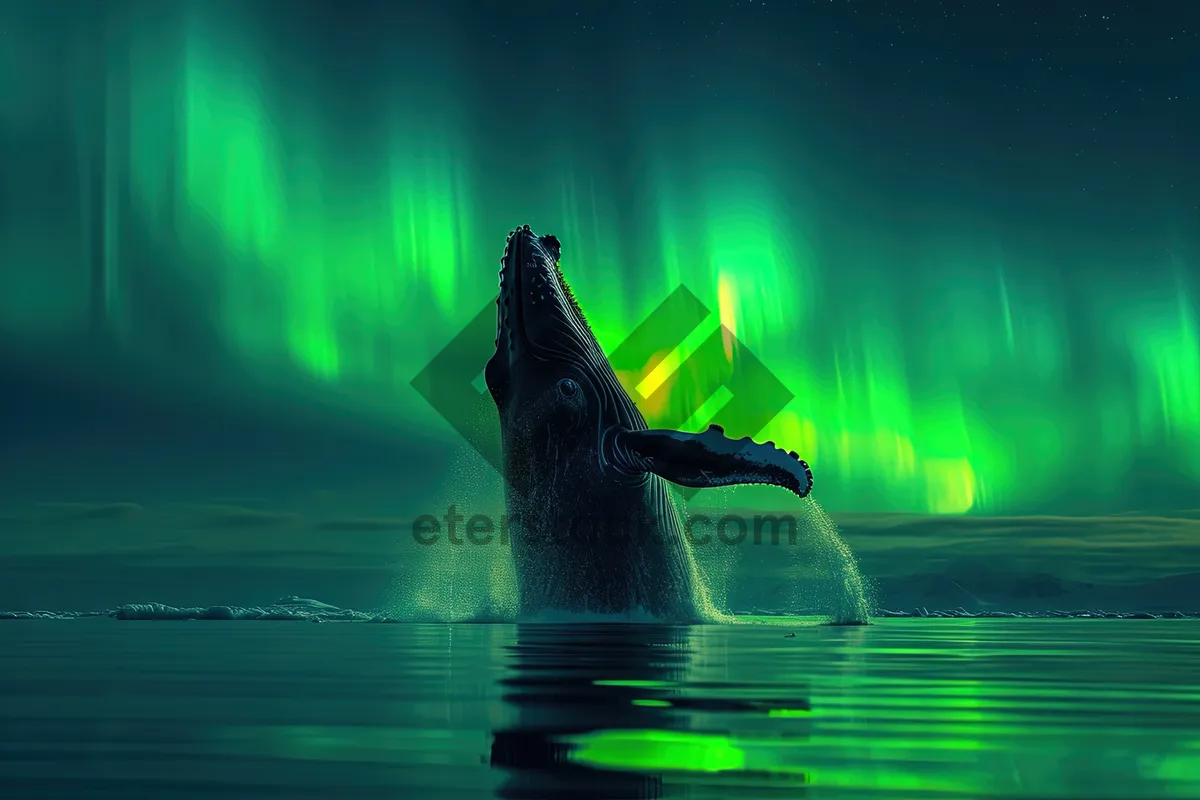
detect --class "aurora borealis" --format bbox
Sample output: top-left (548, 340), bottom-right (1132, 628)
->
top-left (1, 0), bottom-right (1197, 516)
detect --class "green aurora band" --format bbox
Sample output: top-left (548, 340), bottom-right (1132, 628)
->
top-left (1, 3), bottom-right (1197, 516)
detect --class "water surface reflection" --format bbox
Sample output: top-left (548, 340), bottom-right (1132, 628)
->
top-left (0, 619), bottom-right (1197, 799)
top-left (490, 623), bottom-right (815, 799)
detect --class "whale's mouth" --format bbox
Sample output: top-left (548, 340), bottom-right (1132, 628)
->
top-left (496, 225), bottom-right (530, 358)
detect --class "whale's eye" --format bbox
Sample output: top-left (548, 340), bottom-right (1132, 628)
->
top-left (557, 378), bottom-right (579, 398)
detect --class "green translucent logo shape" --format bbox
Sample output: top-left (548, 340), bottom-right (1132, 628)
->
top-left (412, 285), bottom-right (794, 501)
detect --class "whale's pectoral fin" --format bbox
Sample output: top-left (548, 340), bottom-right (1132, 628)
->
top-left (619, 424), bottom-right (813, 499)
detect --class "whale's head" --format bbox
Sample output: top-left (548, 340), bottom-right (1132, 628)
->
top-left (484, 225), bottom-right (637, 502)
top-left (483, 225), bottom-right (815, 511)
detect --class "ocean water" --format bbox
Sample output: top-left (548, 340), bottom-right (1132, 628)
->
top-left (0, 619), bottom-right (1196, 799)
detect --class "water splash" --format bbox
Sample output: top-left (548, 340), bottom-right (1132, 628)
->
top-left (679, 487), bottom-right (740, 624)
top-left (802, 498), bottom-right (873, 624)
top-left (688, 489), bottom-right (872, 625)
top-left (382, 446), bottom-right (517, 622)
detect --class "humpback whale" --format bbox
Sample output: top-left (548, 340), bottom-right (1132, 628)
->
top-left (484, 225), bottom-right (814, 621)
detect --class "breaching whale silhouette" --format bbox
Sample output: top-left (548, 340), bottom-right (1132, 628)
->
top-left (483, 225), bottom-right (814, 621)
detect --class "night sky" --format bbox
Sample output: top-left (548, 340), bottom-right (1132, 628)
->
top-left (0, 0), bottom-right (1197, 602)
